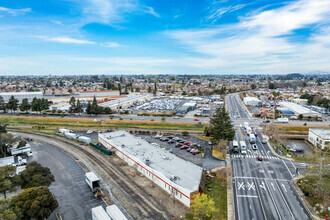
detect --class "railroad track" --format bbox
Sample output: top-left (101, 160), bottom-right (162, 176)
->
top-left (13, 130), bottom-right (169, 220)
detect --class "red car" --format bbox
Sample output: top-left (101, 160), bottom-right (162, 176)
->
top-left (257, 156), bottom-right (263, 161)
top-left (184, 141), bottom-right (191, 145)
top-left (180, 145), bottom-right (188, 149)
top-left (193, 150), bottom-right (201, 155)
top-left (255, 133), bottom-right (258, 137)
top-left (194, 118), bottom-right (200, 121)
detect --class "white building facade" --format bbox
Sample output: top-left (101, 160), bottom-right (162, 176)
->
top-left (0, 92), bottom-right (43, 102)
top-left (99, 131), bottom-right (203, 207)
top-left (243, 97), bottom-right (262, 106)
top-left (308, 129), bottom-right (330, 149)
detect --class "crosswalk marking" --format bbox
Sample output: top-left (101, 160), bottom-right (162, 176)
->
top-left (231, 155), bottom-right (279, 160)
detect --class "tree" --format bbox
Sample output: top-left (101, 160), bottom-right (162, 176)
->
top-left (6, 96), bottom-right (18, 114)
top-left (0, 166), bottom-right (21, 199)
top-left (153, 82), bottom-right (157, 96)
top-left (75, 99), bottom-right (82, 115)
top-left (268, 82), bottom-right (276, 89)
top-left (0, 96), bottom-right (6, 113)
top-left (298, 114), bottom-right (303, 120)
top-left (17, 140), bottom-right (26, 148)
top-left (186, 193), bottom-right (216, 220)
top-left (251, 83), bottom-right (257, 90)
top-left (40, 98), bottom-right (50, 112)
top-left (0, 199), bottom-right (21, 220)
top-left (0, 133), bottom-right (15, 157)
top-left (118, 83), bottom-right (122, 95)
top-left (19, 161), bottom-right (55, 189)
top-left (69, 97), bottom-right (76, 114)
top-left (86, 101), bottom-right (92, 116)
top-left (0, 121), bottom-right (7, 133)
top-left (161, 116), bottom-right (166, 122)
top-left (19, 98), bottom-right (30, 112)
top-left (203, 126), bottom-right (210, 137)
top-left (182, 131), bottom-right (189, 136)
top-left (104, 107), bottom-right (112, 114)
top-left (209, 106), bottom-right (235, 144)
top-left (31, 97), bottom-right (39, 113)
top-left (11, 186), bottom-right (58, 220)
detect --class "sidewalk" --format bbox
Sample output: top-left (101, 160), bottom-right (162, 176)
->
top-left (226, 154), bottom-right (234, 220)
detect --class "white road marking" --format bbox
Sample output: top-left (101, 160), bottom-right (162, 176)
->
top-left (259, 181), bottom-right (266, 190)
top-left (238, 182), bottom-right (245, 190)
top-left (233, 176), bottom-right (290, 182)
top-left (281, 183), bottom-right (287, 193)
top-left (282, 160), bottom-right (294, 178)
top-left (234, 179), bottom-right (241, 220)
top-left (237, 195), bottom-right (259, 198)
top-left (247, 182), bottom-right (255, 191)
top-left (265, 180), bottom-right (282, 220)
top-left (259, 169), bottom-right (265, 173)
top-left (275, 181), bottom-right (295, 219)
top-left (253, 179), bottom-right (268, 220)
top-left (270, 182), bottom-right (276, 191)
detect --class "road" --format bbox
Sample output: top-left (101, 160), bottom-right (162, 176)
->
top-left (225, 93), bottom-right (311, 220)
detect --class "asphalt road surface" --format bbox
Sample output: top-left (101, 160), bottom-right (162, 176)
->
top-left (226, 93), bottom-right (311, 220)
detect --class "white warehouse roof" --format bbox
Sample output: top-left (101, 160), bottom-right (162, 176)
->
top-left (243, 97), bottom-right (260, 102)
top-left (279, 102), bottom-right (320, 116)
top-left (309, 129), bottom-right (330, 140)
top-left (99, 131), bottom-right (203, 191)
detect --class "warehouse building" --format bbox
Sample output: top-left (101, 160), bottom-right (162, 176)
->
top-left (0, 91), bottom-right (43, 102)
top-left (99, 130), bottom-right (204, 207)
top-left (78, 90), bottom-right (119, 97)
top-left (243, 97), bottom-right (262, 106)
top-left (279, 102), bottom-right (321, 118)
top-left (308, 129), bottom-right (330, 149)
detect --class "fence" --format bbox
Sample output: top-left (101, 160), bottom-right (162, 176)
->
top-left (90, 143), bottom-right (113, 156)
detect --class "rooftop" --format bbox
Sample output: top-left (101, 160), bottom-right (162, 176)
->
top-left (99, 94), bottom-right (151, 108)
top-left (309, 129), bottom-right (330, 140)
top-left (79, 90), bottom-right (119, 93)
top-left (99, 130), bottom-right (203, 191)
top-left (0, 91), bottom-right (43, 96)
top-left (85, 172), bottom-right (100, 182)
top-left (279, 101), bottom-right (320, 115)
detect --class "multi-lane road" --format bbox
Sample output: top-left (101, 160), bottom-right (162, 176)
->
top-left (226, 93), bottom-right (311, 220)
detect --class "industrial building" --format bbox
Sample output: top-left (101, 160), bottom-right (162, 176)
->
top-left (0, 91), bottom-right (43, 102)
top-left (98, 130), bottom-right (204, 207)
top-left (176, 101), bottom-right (197, 115)
top-left (243, 97), bottom-right (262, 106)
top-left (99, 94), bottom-right (152, 110)
top-left (308, 129), bottom-right (330, 149)
top-left (78, 90), bottom-right (120, 97)
top-left (279, 102), bottom-right (321, 118)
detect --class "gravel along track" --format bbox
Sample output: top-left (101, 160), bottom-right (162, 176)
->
top-left (13, 131), bottom-right (170, 220)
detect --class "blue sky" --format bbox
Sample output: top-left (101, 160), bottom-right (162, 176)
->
top-left (0, 0), bottom-right (330, 75)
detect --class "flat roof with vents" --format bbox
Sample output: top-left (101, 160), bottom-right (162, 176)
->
top-left (99, 130), bottom-right (203, 192)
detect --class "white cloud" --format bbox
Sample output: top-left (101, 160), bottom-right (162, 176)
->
top-left (103, 42), bottom-right (120, 47)
top-left (0, 7), bottom-right (31, 16)
top-left (79, 0), bottom-right (159, 24)
top-left (205, 3), bottom-right (246, 23)
top-left (45, 37), bottom-right (95, 44)
top-left (167, 0), bottom-right (330, 74)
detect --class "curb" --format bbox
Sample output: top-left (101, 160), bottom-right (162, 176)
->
top-left (226, 155), bottom-right (234, 220)
top-left (291, 177), bottom-right (321, 220)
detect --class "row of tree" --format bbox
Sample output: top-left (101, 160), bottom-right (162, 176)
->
top-left (0, 96), bottom-right (50, 114)
top-left (68, 97), bottom-right (83, 115)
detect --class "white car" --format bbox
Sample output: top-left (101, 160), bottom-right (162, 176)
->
top-left (27, 151), bottom-right (33, 157)
top-left (174, 116), bottom-right (180, 119)
top-left (86, 130), bottom-right (93, 134)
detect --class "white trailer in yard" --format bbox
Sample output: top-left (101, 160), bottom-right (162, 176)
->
top-left (59, 128), bottom-right (73, 134)
top-left (65, 132), bottom-right (77, 140)
top-left (86, 172), bottom-right (100, 192)
top-left (106, 205), bottom-right (128, 220)
top-left (91, 206), bottom-right (111, 220)
top-left (77, 136), bottom-right (91, 144)
top-left (275, 118), bottom-right (289, 123)
top-left (9, 146), bottom-right (31, 156)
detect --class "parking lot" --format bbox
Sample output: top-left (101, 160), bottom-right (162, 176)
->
top-left (138, 134), bottom-right (224, 170)
top-left (285, 140), bottom-right (313, 155)
top-left (28, 140), bottom-right (106, 220)
top-left (136, 98), bottom-right (185, 112)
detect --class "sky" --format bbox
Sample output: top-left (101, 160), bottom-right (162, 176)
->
top-left (0, 0), bottom-right (330, 75)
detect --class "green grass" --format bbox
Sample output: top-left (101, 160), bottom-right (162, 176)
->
top-left (205, 175), bottom-right (227, 220)
top-left (0, 115), bottom-right (205, 132)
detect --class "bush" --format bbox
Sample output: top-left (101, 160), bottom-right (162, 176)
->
top-left (182, 131), bottom-right (189, 136)
top-left (119, 118), bottom-right (123, 120)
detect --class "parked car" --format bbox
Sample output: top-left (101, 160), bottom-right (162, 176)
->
top-left (162, 138), bottom-right (169, 142)
top-left (174, 116), bottom-right (180, 119)
top-left (179, 140), bottom-right (186, 143)
top-left (180, 145), bottom-right (188, 149)
top-left (193, 150), bottom-right (201, 155)
top-left (155, 135), bottom-right (163, 139)
top-left (168, 140), bottom-right (175, 144)
top-left (86, 130), bottom-right (93, 134)
top-left (175, 143), bottom-right (183, 147)
top-left (184, 141), bottom-right (191, 145)
top-left (168, 136), bottom-right (175, 139)
top-left (187, 148), bottom-right (192, 152)
top-left (194, 118), bottom-right (200, 121)
top-left (151, 143), bottom-right (160, 147)
top-left (27, 151), bottom-right (33, 157)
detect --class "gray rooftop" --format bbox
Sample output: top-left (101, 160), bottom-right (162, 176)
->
top-left (279, 101), bottom-right (320, 115)
top-left (309, 129), bottom-right (330, 140)
top-left (99, 94), bottom-right (151, 108)
top-left (99, 131), bottom-right (203, 191)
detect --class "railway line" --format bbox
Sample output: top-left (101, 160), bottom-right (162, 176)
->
top-left (13, 130), bottom-right (169, 220)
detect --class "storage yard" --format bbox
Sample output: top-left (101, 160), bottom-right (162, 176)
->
top-left (13, 130), bottom-right (189, 219)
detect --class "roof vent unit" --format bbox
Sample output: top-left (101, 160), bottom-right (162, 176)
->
top-left (121, 144), bottom-right (125, 148)
top-left (121, 134), bottom-right (126, 137)
top-left (170, 175), bottom-right (180, 182)
top-left (107, 136), bottom-right (111, 139)
top-left (163, 155), bottom-right (169, 160)
top-left (145, 159), bottom-right (151, 165)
